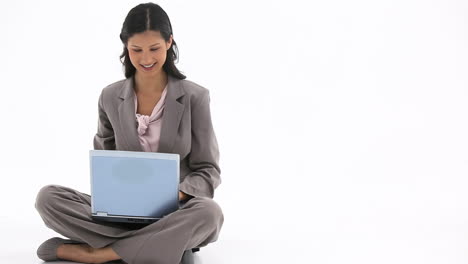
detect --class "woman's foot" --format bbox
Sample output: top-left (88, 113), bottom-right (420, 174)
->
top-left (37, 237), bottom-right (82, 262)
top-left (57, 243), bottom-right (95, 263)
top-left (57, 243), bottom-right (122, 264)
top-left (37, 237), bottom-right (122, 264)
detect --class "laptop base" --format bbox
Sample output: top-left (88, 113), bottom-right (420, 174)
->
top-left (92, 215), bottom-right (160, 224)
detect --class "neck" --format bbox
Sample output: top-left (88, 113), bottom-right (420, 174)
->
top-left (134, 70), bottom-right (168, 94)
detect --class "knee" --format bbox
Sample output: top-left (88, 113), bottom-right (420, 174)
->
top-left (35, 184), bottom-right (61, 214)
top-left (191, 197), bottom-right (224, 230)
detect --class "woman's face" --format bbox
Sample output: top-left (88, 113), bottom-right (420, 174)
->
top-left (127, 30), bottom-right (172, 77)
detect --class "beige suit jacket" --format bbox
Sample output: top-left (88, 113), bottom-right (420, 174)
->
top-left (93, 75), bottom-right (221, 199)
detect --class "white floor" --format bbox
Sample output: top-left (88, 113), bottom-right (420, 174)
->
top-left (3, 211), bottom-right (468, 264)
top-left (3, 215), bottom-right (283, 264)
top-left (3, 175), bottom-right (468, 264)
top-left (5, 230), bottom-right (282, 264)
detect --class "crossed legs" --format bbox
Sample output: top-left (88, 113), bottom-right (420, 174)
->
top-left (35, 184), bottom-right (223, 264)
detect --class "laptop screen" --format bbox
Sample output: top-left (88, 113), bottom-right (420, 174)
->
top-left (90, 150), bottom-right (179, 218)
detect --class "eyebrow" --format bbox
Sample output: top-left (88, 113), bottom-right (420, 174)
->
top-left (130, 43), bottom-right (161, 48)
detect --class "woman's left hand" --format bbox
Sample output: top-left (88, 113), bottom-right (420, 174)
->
top-left (178, 191), bottom-right (190, 201)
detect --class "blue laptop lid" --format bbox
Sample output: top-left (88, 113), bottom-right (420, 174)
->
top-left (89, 150), bottom-right (180, 219)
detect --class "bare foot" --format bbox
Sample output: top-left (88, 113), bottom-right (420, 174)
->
top-left (93, 246), bottom-right (122, 263)
top-left (57, 243), bottom-right (95, 263)
top-left (57, 243), bottom-right (122, 264)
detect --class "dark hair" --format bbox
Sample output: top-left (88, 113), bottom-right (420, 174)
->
top-left (119, 2), bottom-right (186, 79)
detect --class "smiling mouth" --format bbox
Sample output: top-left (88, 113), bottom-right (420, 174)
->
top-left (140, 63), bottom-right (156, 70)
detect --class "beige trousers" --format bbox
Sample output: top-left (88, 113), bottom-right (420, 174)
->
top-left (35, 184), bottom-right (224, 264)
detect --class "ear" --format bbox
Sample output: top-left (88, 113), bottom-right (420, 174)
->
top-left (167, 35), bottom-right (173, 50)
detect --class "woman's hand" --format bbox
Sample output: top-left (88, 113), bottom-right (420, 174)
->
top-left (178, 191), bottom-right (190, 201)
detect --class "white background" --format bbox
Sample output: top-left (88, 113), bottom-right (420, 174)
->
top-left (1, 0), bottom-right (467, 263)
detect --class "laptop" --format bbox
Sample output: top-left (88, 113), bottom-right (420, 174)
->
top-left (89, 149), bottom-right (180, 224)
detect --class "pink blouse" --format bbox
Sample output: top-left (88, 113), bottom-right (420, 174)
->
top-left (133, 84), bottom-right (168, 152)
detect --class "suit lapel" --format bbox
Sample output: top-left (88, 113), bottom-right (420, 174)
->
top-left (118, 76), bottom-right (143, 151)
top-left (158, 75), bottom-right (185, 153)
top-left (117, 75), bottom-right (185, 153)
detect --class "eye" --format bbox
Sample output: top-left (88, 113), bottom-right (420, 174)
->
top-left (131, 48), bottom-right (159, 53)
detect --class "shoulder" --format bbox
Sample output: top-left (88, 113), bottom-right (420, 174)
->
top-left (100, 78), bottom-right (127, 98)
top-left (96, 78), bottom-right (128, 111)
top-left (177, 78), bottom-right (210, 104)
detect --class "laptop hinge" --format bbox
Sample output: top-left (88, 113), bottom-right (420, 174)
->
top-left (96, 211), bottom-right (108, 216)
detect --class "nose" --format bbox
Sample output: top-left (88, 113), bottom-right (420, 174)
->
top-left (140, 51), bottom-right (154, 64)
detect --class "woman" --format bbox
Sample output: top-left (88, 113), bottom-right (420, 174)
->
top-left (34, 3), bottom-right (224, 264)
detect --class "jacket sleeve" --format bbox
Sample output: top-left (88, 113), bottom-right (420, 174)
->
top-left (93, 90), bottom-right (116, 150)
top-left (179, 90), bottom-right (221, 199)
